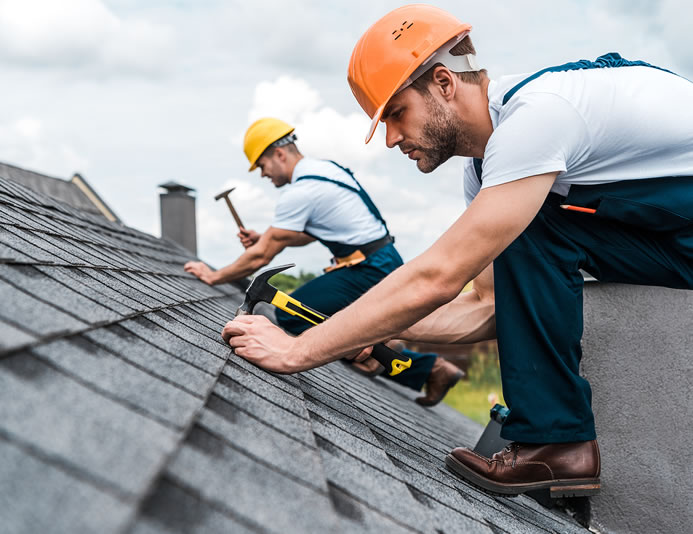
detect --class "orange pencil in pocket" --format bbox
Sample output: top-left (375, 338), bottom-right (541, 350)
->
top-left (560, 204), bottom-right (597, 214)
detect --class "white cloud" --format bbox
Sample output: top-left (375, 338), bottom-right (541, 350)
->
top-left (13, 117), bottom-right (42, 138)
top-left (0, 0), bottom-right (174, 76)
top-left (245, 75), bottom-right (385, 168)
top-left (248, 76), bottom-right (322, 125)
top-left (0, 117), bottom-right (89, 176)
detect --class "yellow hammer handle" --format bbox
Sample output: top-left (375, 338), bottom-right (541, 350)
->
top-left (268, 289), bottom-right (411, 376)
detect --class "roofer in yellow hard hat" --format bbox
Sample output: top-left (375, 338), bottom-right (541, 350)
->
top-left (185, 117), bottom-right (464, 405)
top-left (221, 4), bottom-right (693, 498)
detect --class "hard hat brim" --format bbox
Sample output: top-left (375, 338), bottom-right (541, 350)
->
top-left (365, 104), bottom-right (385, 144)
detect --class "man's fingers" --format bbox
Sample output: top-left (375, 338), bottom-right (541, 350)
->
top-left (221, 320), bottom-right (246, 343)
top-left (221, 315), bottom-right (271, 343)
top-left (184, 261), bottom-right (203, 274)
top-left (344, 346), bottom-right (373, 362)
top-left (353, 346), bottom-right (374, 363)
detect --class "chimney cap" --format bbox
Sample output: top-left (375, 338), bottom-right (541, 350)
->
top-left (159, 181), bottom-right (196, 195)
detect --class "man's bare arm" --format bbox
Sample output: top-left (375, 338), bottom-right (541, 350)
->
top-left (184, 227), bottom-right (315, 285)
top-left (398, 263), bottom-right (495, 345)
top-left (224, 172), bottom-right (556, 373)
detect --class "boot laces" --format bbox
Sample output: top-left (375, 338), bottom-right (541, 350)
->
top-left (504, 443), bottom-right (520, 468)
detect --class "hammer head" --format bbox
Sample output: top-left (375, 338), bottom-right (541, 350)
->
top-left (214, 187), bottom-right (236, 201)
top-left (236, 263), bottom-right (295, 316)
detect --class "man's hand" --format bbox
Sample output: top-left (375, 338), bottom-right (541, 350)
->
top-left (238, 228), bottom-right (261, 249)
top-left (222, 315), bottom-right (300, 373)
top-left (222, 315), bottom-right (373, 373)
top-left (343, 345), bottom-right (374, 363)
top-left (184, 261), bottom-right (217, 285)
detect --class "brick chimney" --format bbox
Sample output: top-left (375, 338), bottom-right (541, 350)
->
top-left (159, 181), bottom-right (197, 255)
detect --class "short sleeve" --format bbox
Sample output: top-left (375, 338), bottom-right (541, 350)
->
top-left (271, 185), bottom-right (314, 232)
top-left (481, 92), bottom-right (590, 189)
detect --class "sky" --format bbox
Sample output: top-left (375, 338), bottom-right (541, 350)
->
top-left (1, 0), bottom-right (692, 274)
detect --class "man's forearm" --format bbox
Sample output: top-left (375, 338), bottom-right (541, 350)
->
top-left (211, 248), bottom-right (269, 284)
top-left (398, 288), bottom-right (496, 345)
top-left (399, 263), bottom-right (496, 344)
top-left (281, 173), bottom-right (556, 373)
top-left (288, 247), bottom-right (477, 370)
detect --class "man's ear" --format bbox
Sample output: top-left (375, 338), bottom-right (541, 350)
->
top-left (274, 146), bottom-right (286, 163)
top-left (431, 66), bottom-right (456, 102)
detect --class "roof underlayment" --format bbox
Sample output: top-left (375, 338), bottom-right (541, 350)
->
top-left (0, 173), bottom-right (590, 533)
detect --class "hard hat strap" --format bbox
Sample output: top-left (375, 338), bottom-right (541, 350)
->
top-left (396, 31), bottom-right (480, 94)
top-left (270, 133), bottom-right (298, 148)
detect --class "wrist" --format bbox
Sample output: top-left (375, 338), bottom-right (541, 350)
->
top-left (284, 335), bottom-right (311, 373)
top-left (208, 270), bottom-right (222, 285)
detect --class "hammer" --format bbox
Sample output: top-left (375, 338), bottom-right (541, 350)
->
top-left (215, 187), bottom-right (245, 230)
top-left (236, 263), bottom-right (412, 376)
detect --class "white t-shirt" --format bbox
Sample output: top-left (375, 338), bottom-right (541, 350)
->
top-left (464, 65), bottom-right (693, 206)
top-left (272, 158), bottom-right (387, 245)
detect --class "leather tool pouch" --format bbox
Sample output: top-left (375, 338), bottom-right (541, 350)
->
top-left (324, 250), bottom-right (366, 273)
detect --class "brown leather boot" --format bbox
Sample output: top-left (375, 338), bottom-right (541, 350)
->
top-left (445, 440), bottom-right (601, 497)
top-left (415, 357), bottom-right (464, 407)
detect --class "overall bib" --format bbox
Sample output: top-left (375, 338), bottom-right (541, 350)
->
top-left (474, 54), bottom-right (693, 442)
top-left (276, 161), bottom-right (437, 390)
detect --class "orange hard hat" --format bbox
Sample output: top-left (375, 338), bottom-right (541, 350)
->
top-left (348, 4), bottom-right (473, 143)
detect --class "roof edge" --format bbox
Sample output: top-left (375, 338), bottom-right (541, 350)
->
top-left (70, 173), bottom-right (122, 224)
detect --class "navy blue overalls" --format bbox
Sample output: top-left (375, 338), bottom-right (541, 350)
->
top-left (275, 161), bottom-right (437, 390)
top-left (475, 54), bottom-right (693, 443)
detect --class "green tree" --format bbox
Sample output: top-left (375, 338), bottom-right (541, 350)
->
top-left (268, 270), bottom-right (317, 293)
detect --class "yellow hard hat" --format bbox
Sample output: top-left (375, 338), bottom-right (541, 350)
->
top-left (243, 118), bottom-right (295, 171)
top-left (348, 5), bottom-right (473, 143)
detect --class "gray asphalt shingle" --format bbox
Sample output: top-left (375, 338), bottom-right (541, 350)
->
top-left (0, 168), bottom-right (591, 534)
top-left (0, 437), bottom-right (133, 534)
top-left (0, 280), bottom-right (88, 340)
top-left (0, 353), bottom-right (178, 497)
top-left (32, 337), bottom-right (202, 429)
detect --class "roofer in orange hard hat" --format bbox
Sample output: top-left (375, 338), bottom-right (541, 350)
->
top-left (221, 4), bottom-right (693, 497)
top-left (185, 117), bottom-right (464, 405)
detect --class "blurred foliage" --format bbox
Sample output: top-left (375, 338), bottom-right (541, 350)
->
top-left (268, 270), bottom-right (317, 293)
top-left (444, 343), bottom-right (505, 425)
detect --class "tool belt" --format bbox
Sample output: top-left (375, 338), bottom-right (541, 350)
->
top-left (324, 234), bottom-right (394, 273)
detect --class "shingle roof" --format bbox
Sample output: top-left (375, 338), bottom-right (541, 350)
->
top-left (0, 161), bottom-right (121, 222)
top-left (0, 172), bottom-right (589, 533)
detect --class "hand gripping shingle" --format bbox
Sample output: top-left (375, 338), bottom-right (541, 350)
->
top-left (235, 263), bottom-right (412, 376)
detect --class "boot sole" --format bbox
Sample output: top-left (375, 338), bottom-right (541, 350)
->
top-left (445, 454), bottom-right (600, 498)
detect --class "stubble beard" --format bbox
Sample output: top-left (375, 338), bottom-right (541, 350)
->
top-left (414, 93), bottom-right (471, 174)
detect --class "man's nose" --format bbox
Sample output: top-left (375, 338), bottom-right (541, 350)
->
top-left (385, 123), bottom-right (403, 149)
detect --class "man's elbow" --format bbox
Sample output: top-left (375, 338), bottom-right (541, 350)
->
top-left (252, 254), bottom-right (272, 271)
top-left (253, 246), bottom-right (282, 270)
top-left (412, 262), bottom-right (465, 308)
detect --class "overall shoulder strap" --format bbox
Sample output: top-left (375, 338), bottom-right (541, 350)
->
top-left (474, 53), bottom-right (686, 184)
top-left (473, 158), bottom-right (484, 185)
top-left (296, 161), bottom-right (390, 233)
top-left (502, 52), bottom-right (682, 106)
